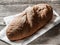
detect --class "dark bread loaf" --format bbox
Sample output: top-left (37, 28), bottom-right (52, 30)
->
top-left (6, 4), bottom-right (53, 41)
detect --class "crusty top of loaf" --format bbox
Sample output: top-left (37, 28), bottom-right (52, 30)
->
top-left (6, 4), bottom-right (53, 41)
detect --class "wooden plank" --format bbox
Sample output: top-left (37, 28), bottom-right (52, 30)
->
top-left (0, 4), bottom-right (60, 17)
top-left (0, 17), bottom-right (5, 25)
top-left (0, 17), bottom-right (4, 21)
top-left (0, 0), bottom-right (59, 5)
top-left (0, 4), bottom-right (34, 17)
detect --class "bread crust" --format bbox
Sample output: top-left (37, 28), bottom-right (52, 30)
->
top-left (6, 4), bottom-right (53, 41)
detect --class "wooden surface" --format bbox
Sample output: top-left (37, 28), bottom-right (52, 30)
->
top-left (0, 0), bottom-right (60, 45)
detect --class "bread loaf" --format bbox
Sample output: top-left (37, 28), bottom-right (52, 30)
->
top-left (6, 4), bottom-right (53, 41)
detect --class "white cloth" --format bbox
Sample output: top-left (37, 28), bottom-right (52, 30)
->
top-left (0, 10), bottom-right (60, 45)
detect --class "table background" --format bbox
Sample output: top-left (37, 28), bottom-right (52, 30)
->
top-left (0, 0), bottom-right (60, 45)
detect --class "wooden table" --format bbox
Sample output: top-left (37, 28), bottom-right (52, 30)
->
top-left (0, 0), bottom-right (60, 45)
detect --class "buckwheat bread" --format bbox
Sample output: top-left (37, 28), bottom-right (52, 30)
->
top-left (6, 4), bottom-right (53, 41)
